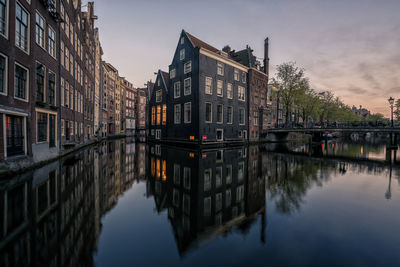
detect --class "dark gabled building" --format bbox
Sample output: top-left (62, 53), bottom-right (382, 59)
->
top-left (148, 70), bottom-right (169, 140)
top-left (148, 30), bottom-right (270, 145)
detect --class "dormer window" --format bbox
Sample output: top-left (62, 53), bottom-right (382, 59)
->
top-left (180, 49), bottom-right (185, 60)
top-left (180, 37), bottom-right (184, 45)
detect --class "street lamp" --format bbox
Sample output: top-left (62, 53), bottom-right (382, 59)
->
top-left (388, 97), bottom-right (395, 127)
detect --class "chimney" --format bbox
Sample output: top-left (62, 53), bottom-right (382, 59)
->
top-left (263, 37), bottom-right (269, 76)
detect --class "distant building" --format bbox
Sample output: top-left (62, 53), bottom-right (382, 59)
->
top-left (352, 105), bottom-right (370, 119)
top-left (123, 78), bottom-right (136, 136)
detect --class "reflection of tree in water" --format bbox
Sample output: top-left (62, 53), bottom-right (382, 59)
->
top-left (266, 153), bottom-right (336, 214)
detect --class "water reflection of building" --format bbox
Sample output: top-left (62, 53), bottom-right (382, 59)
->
top-left (0, 139), bottom-right (143, 266)
top-left (146, 145), bottom-right (266, 255)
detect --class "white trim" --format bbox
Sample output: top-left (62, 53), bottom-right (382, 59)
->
top-left (0, 0), bottom-right (9, 40)
top-left (47, 24), bottom-right (57, 60)
top-left (15, 1), bottom-right (30, 55)
top-left (35, 60), bottom-right (46, 102)
top-left (200, 48), bottom-right (248, 72)
top-left (184, 61), bottom-right (192, 74)
top-left (184, 102), bottom-right (191, 123)
top-left (174, 104), bottom-right (181, 124)
top-left (35, 108), bottom-right (58, 147)
top-left (0, 52), bottom-right (8, 96)
top-left (184, 77), bottom-right (191, 96)
top-left (14, 61), bottom-right (29, 102)
top-left (34, 10), bottom-right (46, 50)
top-left (174, 81), bottom-right (180, 98)
top-left (217, 79), bottom-right (223, 97)
top-left (2, 114), bottom-right (6, 158)
top-left (239, 107), bottom-right (245, 125)
top-left (216, 129), bottom-right (223, 141)
top-left (205, 102), bottom-right (212, 123)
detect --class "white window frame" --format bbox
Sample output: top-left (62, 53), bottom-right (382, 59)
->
top-left (217, 62), bottom-right (224, 76)
top-left (0, 52), bottom-right (8, 96)
top-left (242, 72), bottom-right (247, 83)
top-left (216, 104), bottom-right (223, 124)
top-left (227, 83), bottom-right (233, 99)
top-left (217, 80), bottom-right (223, 97)
top-left (227, 106), bottom-right (233, 124)
top-left (238, 86), bottom-right (246, 101)
top-left (170, 68), bottom-right (176, 79)
top-left (205, 76), bottom-right (212, 95)
top-left (184, 102), bottom-right (191, 123)
top-left (35, 11), bottom-right (45, 49)
top-left (184, 77), bottom-right (191, 95)
top-left (174, 104), bottom-right (181, 124)
top-left (234, 68), bottom-right (239, 81)
top-left (174, 81), bottom-right (180, 98)
top-left (15, 2), bottom-right (30, 54)
top-left (216, 129), bottom-right (223, 141)
top-left (0, 0), bottom-right (9, 39)
top-left (155, 129), bottom-right (161, 140)
top-left (180, 48), bottom-right (185, 60)
top-left (239, 107), bottom-right (245, 125)
top-left (205, 102), bottom-right (212, 123)
top-left (184, 61), bottom-right (192, 74)
top-left (156, 89), bottom-right (162, 102)
top-left (14, 61), bottom-right (29, 102)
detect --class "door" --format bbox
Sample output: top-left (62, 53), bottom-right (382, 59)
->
top-left (6, 115), bottom-right (24, 157)
top-left (49, 114), bottom-right (56, 147)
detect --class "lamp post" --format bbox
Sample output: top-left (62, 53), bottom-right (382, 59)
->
top-left (388, 97), bottom-right (395, 127)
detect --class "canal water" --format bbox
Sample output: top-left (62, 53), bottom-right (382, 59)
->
top-left (1, 138), bottom-right (400, 266)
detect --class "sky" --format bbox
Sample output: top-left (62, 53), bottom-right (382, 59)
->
top-left (89, 0), bottom-right (400, 117)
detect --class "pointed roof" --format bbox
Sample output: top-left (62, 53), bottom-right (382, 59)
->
top-left (160, 71), bottom-right (170, 88)
top-left (184, 31), bottom-right (219, 53)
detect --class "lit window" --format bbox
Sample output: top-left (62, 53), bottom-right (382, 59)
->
top-left (184, 77), bottom-right (191, 95)
top-left (162, 104), bottom-right (166, 124)
top-left (157, 105), bottom-right (161, 125)
top-left (151, 106), bottom-right (155, 125)
top-left (205, 76), bottom-right (212, 94)
top-left (227, 83), bottom-right (233, 99)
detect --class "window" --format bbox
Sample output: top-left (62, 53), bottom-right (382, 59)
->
top-left (254, 111), bottom-right (259, 126)
top-left (0, 54), bottom-right (7, 94)
top-left (151, 106), bottom-right (155, 125)
top-left (0, 0), bottom-right (8, 37)
top-left (216, 129), bottom-right (223, 141)
top-left (227, 106), bottom-right (233, 124)
top-left (156, 105), bottom-right (161, 125)
top-left (204, 197), bottom-right (211, 216)
top-left (35, 12), bottom-right (45, 48)
top-left (174, 164), bottom-right (180, 185)
top-left (48, 26), bottom-right (56, 57)
top-left (226, 189), bottom-right (231, 207)
top-left (174, 104), bottom-right (181, 124)
top-left (184, 61), bottom-right (191, 74)
top-left (14, 63), bottom-right (28, 101)
top-left (15, 3), bottom-right (29, 52)
top-left (184, 167), bottom-right (191, 189)
top-left (227, 83), bottom-right (233, 99)
top-left (61, 41), bottom-right (64, 66)
top-left (217, 62), bottom-right (224, 76)
top-left (36, 62), bottom-right (45, 102)
top-left (48, 71), bottom-right (55, 105)
top-left (239, 108), bottom-right (245, 125)
top-left (174, 81), bottom-right (180, 98)
top-left (205, 102), bottom-right (212, 123)
top-left (6, 115), bottom-right (25, 156)
top-left (216, 193), bottom-right (222, 211)
top-left (180, 49), bottom-right (185, 60)
top-left (238, 86), bottom-right (245, 101)
top-left (170, 68), bottom-right (176, 79)
top-left (156, 90), bottom-right (162, 102)
top-left (242, 72), bottom-right (246, 83)
top-left (180, 36), bottom-right (184, 44)
top-left (238, 161), bottom-right (244, 181)
top-left (216, 167), bottom-right (222, 187)
top-left (184, 77), bottom-right (191, 95)
top-left (205, 76), bottom-right (212, 94)
top-left (155, 129), bottom-right (161, 139)
top-left (237, 185), bottom-right (244, 202)
top-left (204, 169), bottom-right (211, 191)
top-left (162, 104), bottom-right (166, 124)
top-left (37, 112), bottom-right (48, 142)
top-left (217, 80), bottom-right (223, 97)
top-left (184, 102), bottom-right (191, 123)
top-left (234, 69), bottom-right (239, 81)
top-left (217, 104), bottom-right (223, 123)
top-left (226, 165), bottom-right (232, 184)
